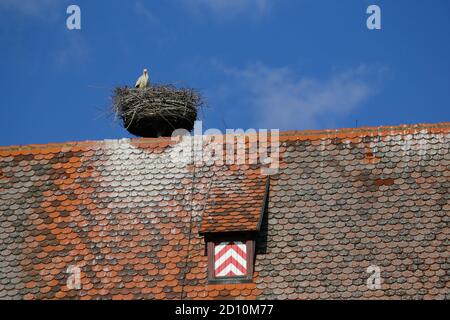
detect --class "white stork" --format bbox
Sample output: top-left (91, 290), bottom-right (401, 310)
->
top-left (135, 68), bottom-right (150, 88)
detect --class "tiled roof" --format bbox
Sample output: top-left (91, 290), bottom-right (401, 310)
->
top-left (199, 167), bottom-right (268, 234)
top-left (0, 122), bottom-right (449, 299)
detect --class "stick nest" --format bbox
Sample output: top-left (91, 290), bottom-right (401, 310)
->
top-left (112, 85), bottom-right (203, 137)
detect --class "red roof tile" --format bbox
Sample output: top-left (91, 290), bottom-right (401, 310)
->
top-left (199, 167), bottom-right (268, 234)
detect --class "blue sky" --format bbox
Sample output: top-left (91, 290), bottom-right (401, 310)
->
top-left (0, 0), bottom-right (449, 146)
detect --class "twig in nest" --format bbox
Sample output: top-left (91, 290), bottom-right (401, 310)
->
top-left (112, 84), bottom-right (204, 138)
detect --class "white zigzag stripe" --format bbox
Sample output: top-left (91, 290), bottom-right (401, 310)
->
top-left (214, 242), bottom-right (246, 255)
top-left (214, 243), bottom-right (228, 254)
top-left (216, 262), bottom-right (244, 277)
top-left (214, 248), bottom-right (247, 270)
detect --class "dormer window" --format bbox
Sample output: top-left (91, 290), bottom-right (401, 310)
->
top-left (200, 176), bottom-right (269, 284)
top-left (207, 237), bottom-right (254, 283)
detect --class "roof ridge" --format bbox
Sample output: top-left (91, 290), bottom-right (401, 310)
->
top-left (279, 122), bottom-right (450, 140)
top-left (0, 136), bottom-right (175, 153)
top-left (1, 122), bottom-right (449, 152)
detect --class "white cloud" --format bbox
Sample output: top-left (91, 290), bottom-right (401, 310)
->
top-left (135, 1), bottom-right (160, 25)
top-left (54, 33), bottom-right (90, 69)
top-left (218, 63), bottom-right (384, 130)
top-left (181, 0), bottom-right (271, 17)
top-left (0, 0), bottom-right (58, 16)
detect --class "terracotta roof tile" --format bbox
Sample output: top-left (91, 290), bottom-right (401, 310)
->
top-left (200, 169), bottom-right (268, 233)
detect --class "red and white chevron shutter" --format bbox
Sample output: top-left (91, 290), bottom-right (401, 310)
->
top-left (214, 241), bottom-right (247, 277)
